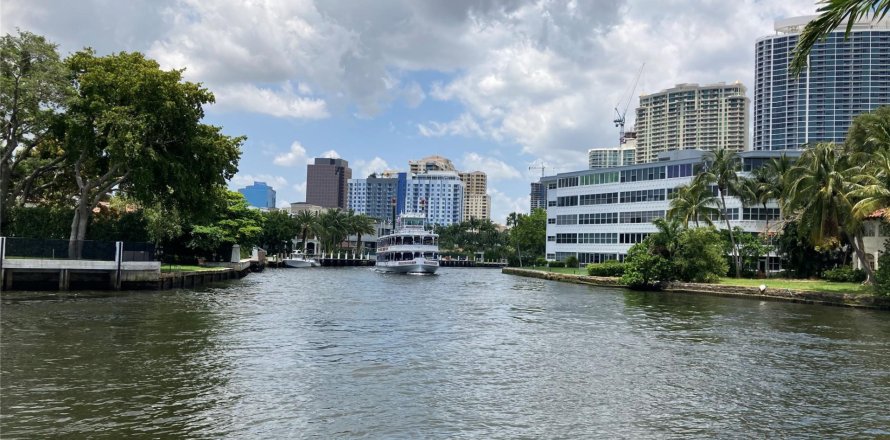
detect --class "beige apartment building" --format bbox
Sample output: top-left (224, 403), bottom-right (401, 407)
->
top-left (409, 155), bottom-right (456, 174)
top-left (459, 171), bottom-right (490, 221)
top-left (634, 82), bottom-right (749, 163)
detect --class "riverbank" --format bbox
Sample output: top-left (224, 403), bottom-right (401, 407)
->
top-left (503, 267), bottom-right (890, 310)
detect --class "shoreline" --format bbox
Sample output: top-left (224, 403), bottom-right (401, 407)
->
top-left (502, 268), bottom-right (890, 310)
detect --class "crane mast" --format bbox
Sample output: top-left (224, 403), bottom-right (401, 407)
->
top-left (613, 63), bottom-right (645, 145)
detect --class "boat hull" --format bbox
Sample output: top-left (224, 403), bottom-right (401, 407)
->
top-left (283, 258), bottom-right (317, 268)
top-left (375, 258), bottom-right (439, 274)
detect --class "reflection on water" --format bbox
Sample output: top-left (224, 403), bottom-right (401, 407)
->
top-left (2, 268), bottom-right (889, 438)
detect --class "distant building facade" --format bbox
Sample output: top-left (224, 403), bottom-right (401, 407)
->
top-left (530, 181), bottom-right (547, 212)
top-left (754, 16), bottom-right (890, 150)
top-left (460, 171), bottom-right (490, 221)
top-left (635, 82), bottom-right (749, 163)
top-left (238, 181), bottom-right (276, 209)
top-left (404, 171), bottom-right (464, 226)
top-left (588, 134), bottom-right (637, 169)
top-left (409, 155), bottom-right (456, 174)
top-left (306, 158), bottom-right (352, 209)
top-left (347, 174), bottom-right (399, 221)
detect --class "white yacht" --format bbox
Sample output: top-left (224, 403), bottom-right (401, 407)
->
top-left (283, 250), bottom-right (319, 268)
top-left (375, 213), bottom-right (439, 274)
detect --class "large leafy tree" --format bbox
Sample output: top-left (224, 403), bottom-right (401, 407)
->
top-left (60, 50), bottom-right (242, 256)
top-left (791, 0), bottom-right (890, 76)
top-left (0, 31), bottom-right (71, 233)
top-left (509, 208), bottom-right (546, 266)
top-left (696, 147), bottom-right (743, 277)
top-left (187, 191), bottom-right (262, 259)
top-left (785, 142), bottom-right (874, 282)
top-left (258, 209), bottom-right (300, 255)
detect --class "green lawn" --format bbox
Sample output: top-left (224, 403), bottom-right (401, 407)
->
top-left (515, 266), bottom-right (871, 295)
top-left (160, 265), bottom-right (230, 273)
top-left (718, 277), bottom-right (870, 294)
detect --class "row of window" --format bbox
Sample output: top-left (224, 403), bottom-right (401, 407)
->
top-left (742, 207), bottom-right (781, 221)
top-left (551, 211), bottom-right (666, 225)
top-left (620, 189), bottom-right (666, 203)
top-left (619, 210), bottom-right (665, 224)
top-left (579, 192), bottom-right (619, 205)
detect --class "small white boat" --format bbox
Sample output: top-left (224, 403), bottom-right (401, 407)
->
top-left (375, 213), bottom-right (439, 275)
top-left (283, 250), bottom-right (319, 268)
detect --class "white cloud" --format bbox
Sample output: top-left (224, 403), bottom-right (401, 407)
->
top-left (293, 182), bottom-right (307, 197)
top-left (229, 173), bottom-right (288, 189)
top-left (353, 157), bottom-right (391, 178)
top-left (277, 200), bottom-right (292, 209)
top-left (320, 150), bottom-right (341, 159)
top-left (402, 81), bottom-right (426, 108)
top-left (488, 187), bottom-right (530, 225)
top-left (212, 82), bottom-right (329, 119)
top-left (417, 113), bottom-right (487, 138)
top-left (274, 141), bottom-right (309, 166)
top-left (461, 152), bottom-right (520, 181)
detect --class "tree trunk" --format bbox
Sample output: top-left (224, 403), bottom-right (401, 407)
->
top-left (0, 161), bottom-right (10, 235)
top-left (851, 232), bottom-right (876, 284)
top-left (721, 193), bottom-right (741, 277)
top-left (68, 199), bottom-right (91, 259)
top-left (356, 232), bottom-right (363, 255)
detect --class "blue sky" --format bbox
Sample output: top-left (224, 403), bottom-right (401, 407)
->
top-left (3, 0), bottom-right (816, 223)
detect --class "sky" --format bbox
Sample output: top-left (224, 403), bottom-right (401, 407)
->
top-left (2, 0), bottom-right (817, 223)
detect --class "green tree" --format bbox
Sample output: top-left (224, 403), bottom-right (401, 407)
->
top-left (791, 0), bottom-right (890, 76)
top-left (846, 105), bottom-right (890, 155)
top-left (0, 31), bottom-right (71, 233)
top-left (60, 50), bottom-right (242, 256)
top-left (620, 240), bottom-right (675, 289)
top-left (696, 147), bottom-right (743, 277)
top-left (676, 227), bottom-right (730, 283)
top-left (294, 210), bottom-right (317, 254)
top-left (785, 142), bottom-right (874, 282)
top-left (348, 212), bottom-right (377, 255)
top-left (667, 179), bottom-right (719, 228)
top-left (313, 209), bottom-right (349, 255)
top-left (187, 191), bottom-right (262, 259)
top-left (258, 209), bottom-right (299, 255)
top-left (509, 208), bottom-right (546, 266)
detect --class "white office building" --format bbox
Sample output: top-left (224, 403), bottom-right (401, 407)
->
top-left (543, 150), bottom-right (799, 272)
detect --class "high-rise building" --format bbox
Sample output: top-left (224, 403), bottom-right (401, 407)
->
top-left (588, 133), bottom-right (637, 169)
top-left (754, 16), bottom-right (890, 150)
top-left (635, 82), bottom-right (749, 163)
top-left (238, 181), bottom-right (276, 209)
top-left (347, 174), bottom-right (399, 221)
top-left (409, 155), bottom-right (456, 174)
top-left (530, 181), bottom-right (547, 212)
top-left (306, 158), bottom-right (352, 209)
top-left (459, 171), bottom-right (490, 221)
top-left (403, 171), bottom-right (464, 226)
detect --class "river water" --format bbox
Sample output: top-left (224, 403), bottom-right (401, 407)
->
top-left (1, 268), bottom-right (888, 438)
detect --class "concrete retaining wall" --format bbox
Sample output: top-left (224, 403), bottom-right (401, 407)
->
top-left (502, 268), bottom-right (890, 310)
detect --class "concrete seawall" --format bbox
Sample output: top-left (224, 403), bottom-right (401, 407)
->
top-left (502, 268), bottom-right (890, 310)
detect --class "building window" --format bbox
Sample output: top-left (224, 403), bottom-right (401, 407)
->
top-left (578, 253), bottom-right (619, 264)
top-left (556, 214), bottom-right (578, 225)
top-left (557, 196), bottom-right (578, 207)
top-left (620, 210), bottom-right (665, 224)
top-left (578, 233), bottom-right (618, 244)
top-left (556, 233), bottom-right (578, 244)
top-left (558, 177), bottom-right (579, 188)
top-left (579, 192), bottom-right (618, 205)
top-left (578, 212), bottom-right (618, 224)
top-left (620, 189), bottom-right (666, 203)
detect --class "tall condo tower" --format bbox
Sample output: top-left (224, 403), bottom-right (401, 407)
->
top-left (459, 171), bottom-right (491, 221)
top-left (306, 158), bottom-right (352, 209)
top-left (635, 82), bottom-right (749, 164)
top-left (754, 16), bottom-right (890, 150)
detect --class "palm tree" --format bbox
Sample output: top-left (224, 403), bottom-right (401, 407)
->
top-left (294, 210), bottom-right (316, 255)
top-left (649, 217), bottom-right (684, 259)
top-left (850, 147), bottom-right (890, 221)
top-left (667, 179), bottom-right (719, 228)
top-left (349, 213), bottom-right (377, 255)
top-left (785, 142), bottom-right (875, 282)
top-left (791, 1), bottom-right (890, 76)
top-left (697, 147), bottom-right (743, 277)
top-left (740, 166), bottom-right (782, 233)
top-left (764, 154), bottom-right (794, 217)
top-left (313, 209), bottom-right (349, 256)
top-left (846, 106), bottom-right (890, 155)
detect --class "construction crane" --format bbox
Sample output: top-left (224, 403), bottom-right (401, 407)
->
top-left (528, 161), bottom-right (558, 178)
top-left (613, 63), bottom-right (645, 145)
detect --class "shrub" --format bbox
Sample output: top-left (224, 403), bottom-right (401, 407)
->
top-left (822, 266), bottom-right (867, 283)
top-left (534, 257), bottom-right (548, 267)
top-left (675, 227), bottom-right (729, 283)
top-left (620, 241), bottom-right (675, 289)
top-left (548, 261), bottom-right (565, 268)
top-left (564, 255), bottom-right (579, 268)
top-left (876, 248), bottom-right (890, 296)
top-left (586, 260), bottom-right (626, 277)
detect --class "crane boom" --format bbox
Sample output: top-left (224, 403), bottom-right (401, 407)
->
top-left (613, 63), bottom-right (645, 145)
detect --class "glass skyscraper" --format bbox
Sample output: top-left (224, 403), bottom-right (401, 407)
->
top-left (238, 181), bottom-right (276, 209)
top-left (754, 16), bottom-right (890, 150)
